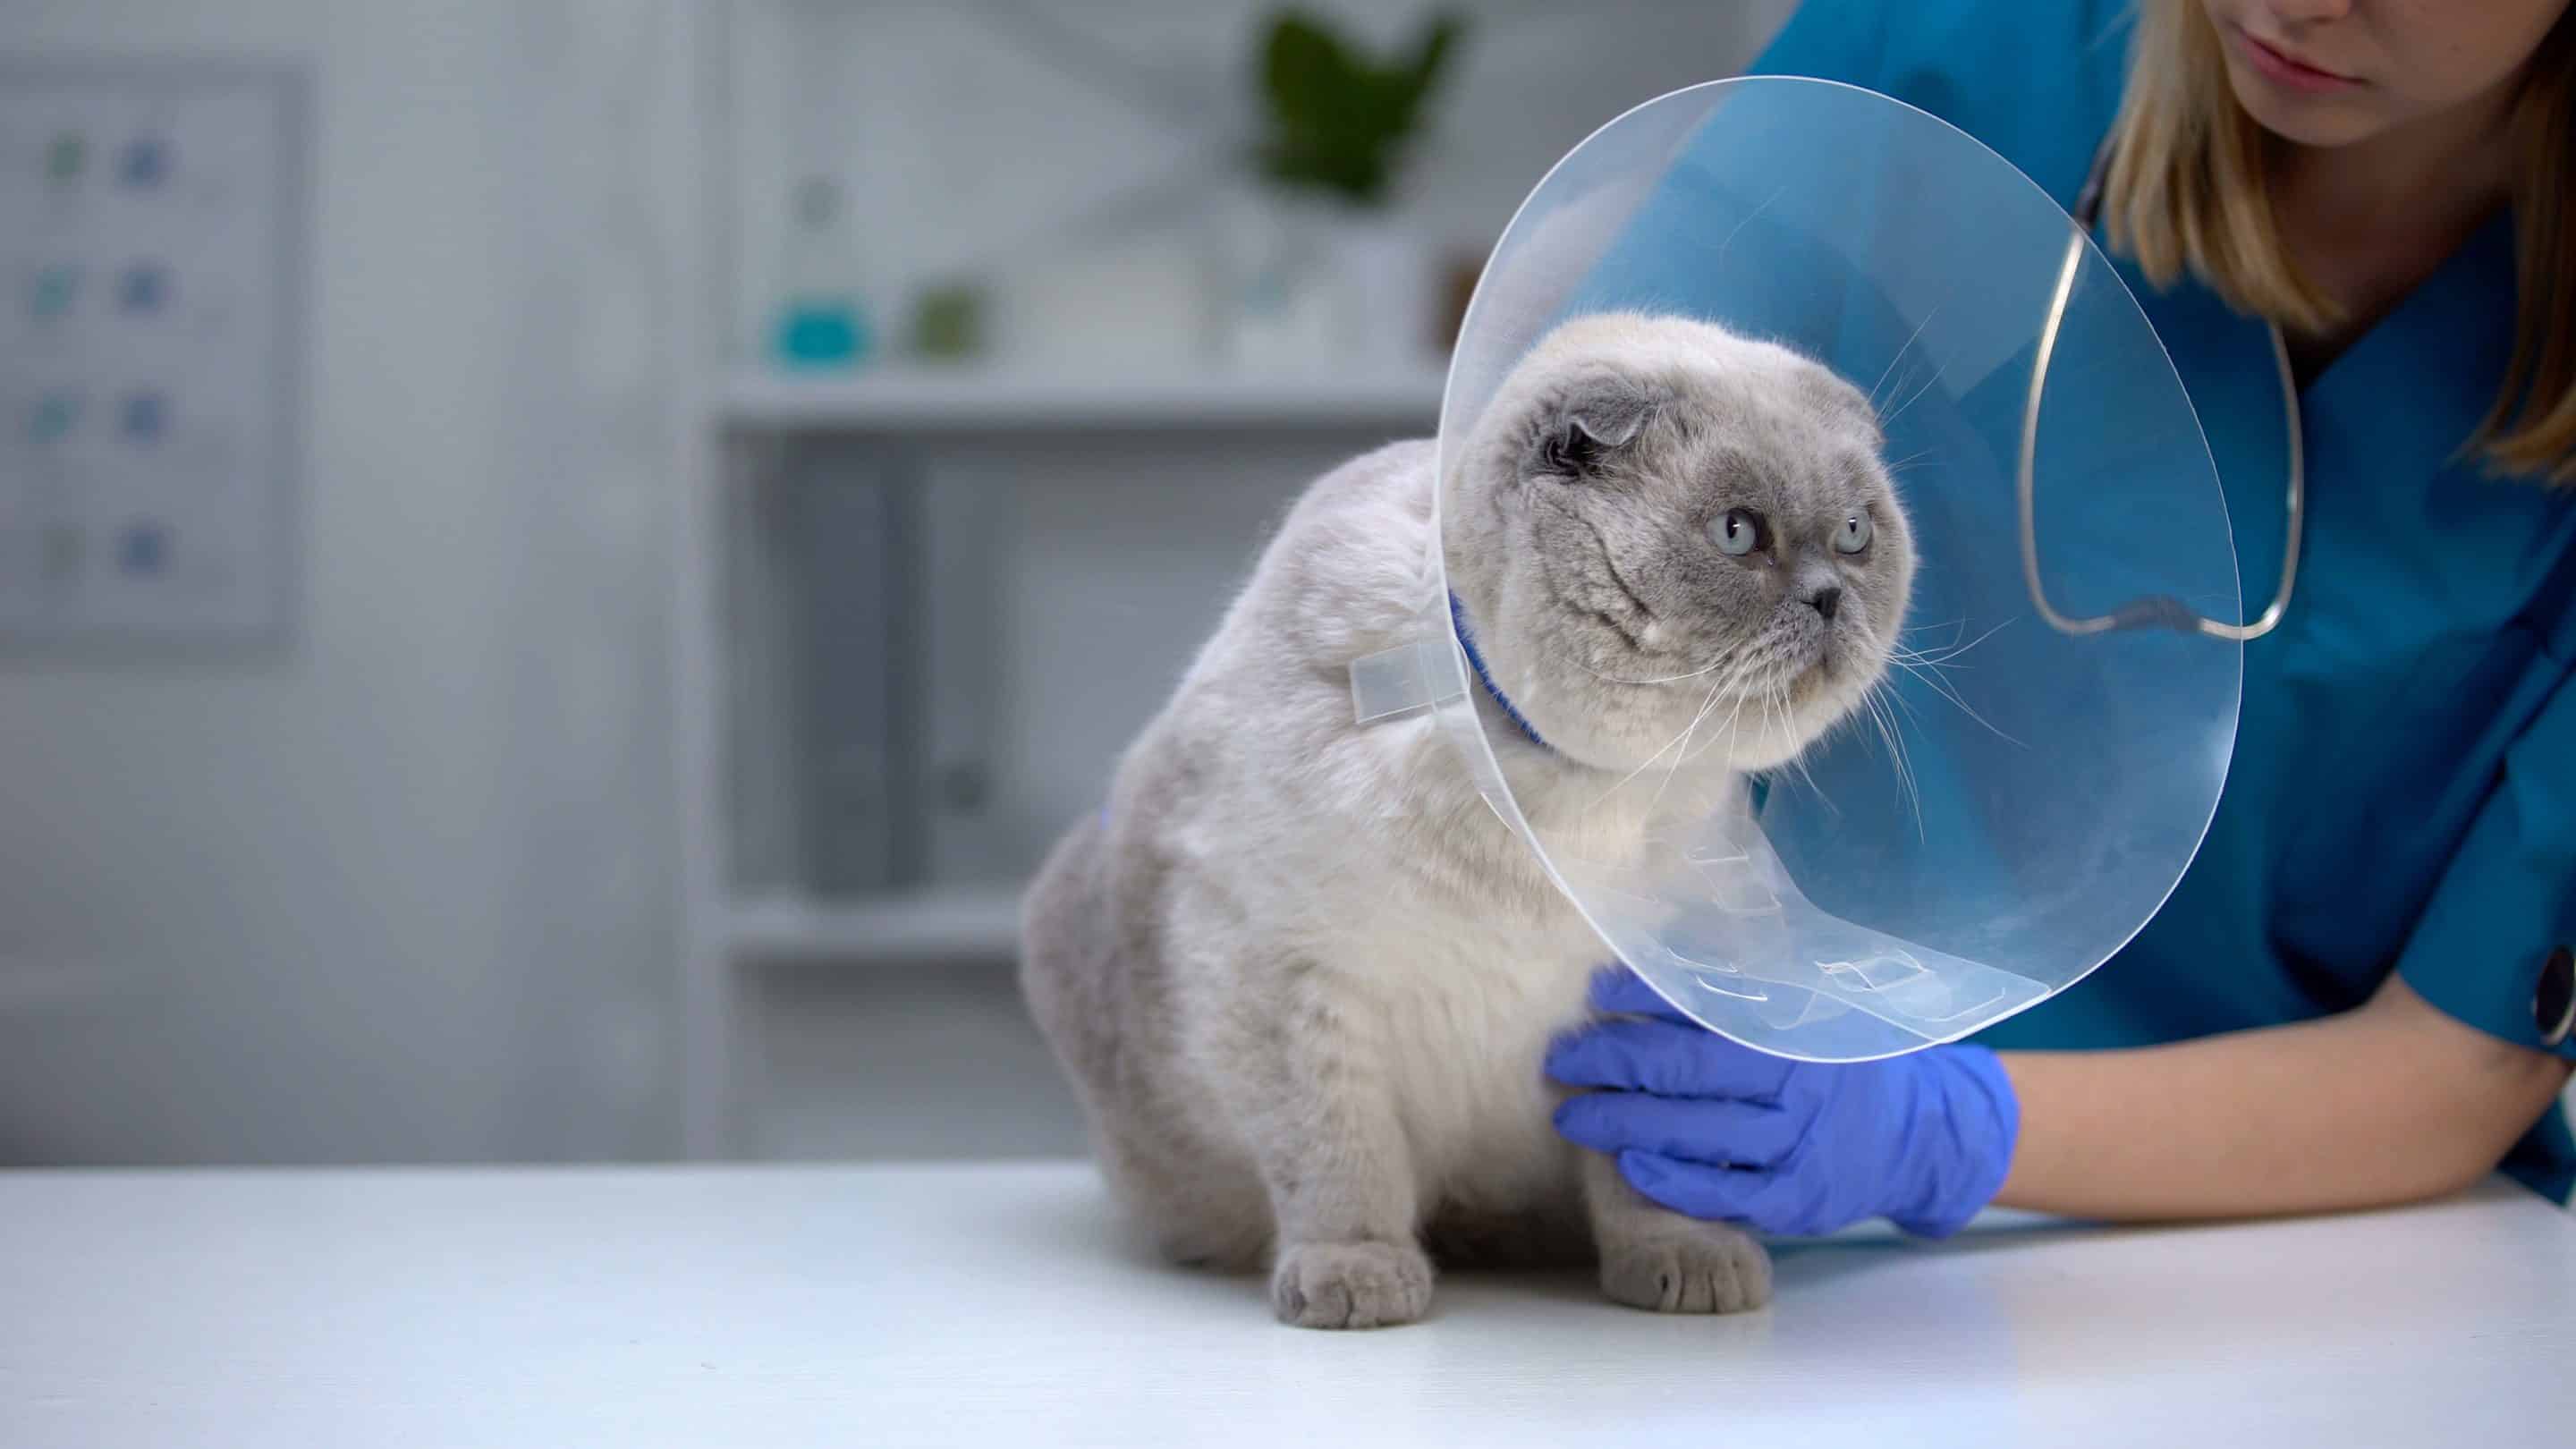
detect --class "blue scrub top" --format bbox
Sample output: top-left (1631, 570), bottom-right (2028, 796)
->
top-left (1746, 0), bottom-right (2576, 1199)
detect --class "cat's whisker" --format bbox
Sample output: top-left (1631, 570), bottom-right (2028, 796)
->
top-left (1890, 658), bottom-right (2025, 748)
top-left (1715, 184), bottom-right (1788, 270)
top-left (1580, 671), bottom-right (1733, 814)
top-left (1711, 688), bottom-right (1753, 769)
top-left (1888, 617), bottom-right (2012, 668)
top-left (1777, 688), bottom-right (1831, 809)
top-left (1878, 358), bottom-right (1953, 430)
top-left (1881, 682), bottom-right (1922, 792)
top-left (1680, 682), bottom-right (1747, 767)
top-left (1900, 615), bottom-right (1970, 647)
top-left (1646, 670), bottom-right (1733, 818)
top-left (1877, 711), bottom-right (1921, 840)
top-left (1750, 683), bottom-right (1835, 817)
top-left (1866, 307), bottom-right (1941, 413)
top-left (1755, 687), bottom-right (1784, 784)
top-left (1882, 667), bottom-right (1933, 736)
top-left (1864, 680), bottom-right (1925, 840)
top-left (1670, 687), bottom-right (1755, 785)
top-left (1887, 646), bottom-right (1978, 667)
top-left (1888, 636), bottom-right (1988, 686)
top-left (1573, 653), bottom-right (1731, 687)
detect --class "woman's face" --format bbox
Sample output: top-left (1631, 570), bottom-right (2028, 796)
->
top-left (2200, 0), bottom-right (2569, 147)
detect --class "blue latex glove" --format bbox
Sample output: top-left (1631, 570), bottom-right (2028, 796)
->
top-left (1546, 969), bottom-right (2021, 1238)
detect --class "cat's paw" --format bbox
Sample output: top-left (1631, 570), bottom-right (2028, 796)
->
top-left (1597, 1226), bottom-right (1772, 1314)
top-left (1269, 1240), bottom-right (1435, 1329)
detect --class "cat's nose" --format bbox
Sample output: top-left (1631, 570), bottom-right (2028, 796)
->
top-left (1806, 585), bottom-right (1843, 622)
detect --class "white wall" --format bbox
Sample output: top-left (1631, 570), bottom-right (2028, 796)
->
top-left (721, 0), bottom-right (1805, 372)
top-left (0, 0), bottom-right (689, 1162)
top-left (0, 0), bottom-right (1801, 1165)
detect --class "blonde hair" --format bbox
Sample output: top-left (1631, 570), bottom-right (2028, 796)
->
top-left (2103, 1), bottom-right (2576, 484)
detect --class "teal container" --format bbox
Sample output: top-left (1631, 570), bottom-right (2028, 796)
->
top-left (774, 297), bottom-right (871, 369)
top-left (768, 174), bottom-right (875, 370)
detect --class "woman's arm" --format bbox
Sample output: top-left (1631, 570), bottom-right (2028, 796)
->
top-left (1996, 972), bottom-right (2573, 1220)
top-left (1549, 968), bottom-right (2571, 1239)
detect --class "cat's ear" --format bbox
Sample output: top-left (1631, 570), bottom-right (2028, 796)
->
top-left (1533, 383), bottom-right (1656, 481)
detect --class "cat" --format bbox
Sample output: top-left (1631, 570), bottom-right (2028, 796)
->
top-left (1018, 311), bottom-right (1916, 1329)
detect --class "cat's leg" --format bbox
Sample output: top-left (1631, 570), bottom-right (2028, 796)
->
top-left (1222, 967), bottom-right (1435, 1330)
top-left (1094, 1107), bottom-right (1273, 1273)
top-left (1579, 1149), bottom-right (1772, 1313)
top-left (1021, 817), bottom-right (1271, 1271)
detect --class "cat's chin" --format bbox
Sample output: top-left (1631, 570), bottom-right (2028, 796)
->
top-left (1729, 674), bottom-right (1883, 771)
top-left (1787, 659), bottom-right (1862, 710)
top-left (1789, 641), bottom-right (1894, 712)
top-left (1530, 646), bottom-right (1888, 778)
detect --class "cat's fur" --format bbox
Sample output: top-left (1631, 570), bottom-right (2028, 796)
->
top-left (1019, 313), bottom-right (1915, 1328)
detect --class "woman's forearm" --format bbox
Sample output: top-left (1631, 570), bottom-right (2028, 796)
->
top-left (1992, 976), bottom-right (2572, 1221)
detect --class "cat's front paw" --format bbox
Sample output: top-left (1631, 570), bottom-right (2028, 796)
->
top-left (1269, 1240), bottom-right (1434, 1329)
top-left (1598, 1225), bottom-right (1772, 1314)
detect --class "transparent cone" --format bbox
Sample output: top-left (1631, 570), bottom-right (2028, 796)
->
top-left (1411, 78), bottom-right (2242, 1060)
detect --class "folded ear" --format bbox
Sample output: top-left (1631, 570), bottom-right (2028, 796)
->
top-left (1532, 378), bottom-right (1657, 480)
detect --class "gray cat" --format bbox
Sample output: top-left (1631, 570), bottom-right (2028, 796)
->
top-left (1019, 312), bottom-right (1916, 1328)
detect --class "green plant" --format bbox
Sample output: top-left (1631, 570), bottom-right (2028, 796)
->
top-left (1253, 9), bottom-right (1466, 209)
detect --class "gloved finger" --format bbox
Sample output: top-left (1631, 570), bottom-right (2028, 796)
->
top-left (1544, 1017), bottom-right (1799, 1100)
top-left (1552, 1091), bottom-right (1804, 1168)
top-left (1612, 1148), bottom-right (1769, 1224)
top-left (1585, 966), bottom-right (1700, 1022)
top-left (1617, 1148), bottom-right (1833, 1235)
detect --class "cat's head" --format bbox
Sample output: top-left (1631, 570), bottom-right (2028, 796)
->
top-left (1444, 312), bottom-right (1915, 775)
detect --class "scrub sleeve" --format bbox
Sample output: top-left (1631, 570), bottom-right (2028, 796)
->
top-left (2397, 663), bottom-right (2576, 1060)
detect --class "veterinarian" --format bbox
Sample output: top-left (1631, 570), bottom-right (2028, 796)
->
top-left (1547, 0), bottom-right (2576, 1234)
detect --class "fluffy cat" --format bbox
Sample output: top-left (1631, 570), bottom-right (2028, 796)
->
top-left (1019, 311), bottom-right (1916, 1328)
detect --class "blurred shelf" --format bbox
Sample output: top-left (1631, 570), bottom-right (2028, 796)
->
top-left (724, 885), bottom-right (1026, 963)
top-left (719, 363), bottom-right (1449, 432)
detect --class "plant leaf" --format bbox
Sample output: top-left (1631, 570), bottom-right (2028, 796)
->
top-left (1251, 7), bottom-right (1470, 207)
top-left (1261, 12), bottom-right (1348, 120)
top-left (1409, 15), bottom-right (1462, 99)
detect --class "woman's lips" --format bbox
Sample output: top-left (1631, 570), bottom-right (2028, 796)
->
top-left (2229, 23), bottom-right (2363, 94)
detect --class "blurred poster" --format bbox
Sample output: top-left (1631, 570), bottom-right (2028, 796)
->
top-left (0, 58), bottom-right (308, 648)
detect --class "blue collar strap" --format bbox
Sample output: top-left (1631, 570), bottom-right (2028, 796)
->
top-left (1449, 592), bottom-right (1547, 750)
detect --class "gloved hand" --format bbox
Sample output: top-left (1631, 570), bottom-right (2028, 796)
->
top-left (1546, 968), bottom-right (2021, 1238)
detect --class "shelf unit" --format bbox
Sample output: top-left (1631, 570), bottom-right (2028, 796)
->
top-left (723, 885), bottom-right (1027, 964)
top-left (682, 376), bottom-right (1441, 1157)
top-left (669, 13), bottom-right (1466, 1161)
top-left (722, 365), bottom-right (1448, 433)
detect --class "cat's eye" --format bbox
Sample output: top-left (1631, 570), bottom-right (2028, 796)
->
top-left (1834, 512), bottom-right (1875, 555)
top-left (1714, 508), bottom-right (1767, 557)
